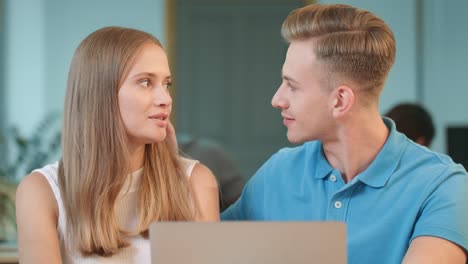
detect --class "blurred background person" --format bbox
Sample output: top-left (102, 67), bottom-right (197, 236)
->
top-left (178, 133), bottom-right (245, 212)
top-left (385, 102), bottom-right (435, 147)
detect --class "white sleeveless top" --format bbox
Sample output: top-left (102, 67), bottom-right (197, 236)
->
top-left (34, 157), bottom-right (198, 264)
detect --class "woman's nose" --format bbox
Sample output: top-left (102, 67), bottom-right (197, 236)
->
top-left (153, 86), bottom-right (172, 107)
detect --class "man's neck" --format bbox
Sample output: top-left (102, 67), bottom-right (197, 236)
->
top-left (322, 114), bottom-right (389, 183)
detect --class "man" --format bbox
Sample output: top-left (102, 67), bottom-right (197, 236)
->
top-left (385, 102), bottom-right (435, 147)
top-left (221, 4), bottom-right (468, 263)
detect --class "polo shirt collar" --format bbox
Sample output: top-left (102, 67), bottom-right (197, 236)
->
top-left (313, 141), bottom-right (334, 179)
top-left (356, 117), bottom-right (407, 188)
top-left (311, 118), bottom-right (407, 187)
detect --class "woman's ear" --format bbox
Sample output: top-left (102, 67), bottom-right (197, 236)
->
top-left (331, 86), bottom-right (355, 118)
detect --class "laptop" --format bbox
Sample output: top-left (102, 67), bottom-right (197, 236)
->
top-left (150, 221), bottom-right (346, 264)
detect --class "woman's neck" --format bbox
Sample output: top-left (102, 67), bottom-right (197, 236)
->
top-left (128, 144), bottom-right (145, 172)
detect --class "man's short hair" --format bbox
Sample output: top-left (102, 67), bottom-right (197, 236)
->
top-left (281, 4), bottom-right (395, 94)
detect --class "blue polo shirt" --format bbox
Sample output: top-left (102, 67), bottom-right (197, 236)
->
top-left (222, 118), bottom-right (468, 263)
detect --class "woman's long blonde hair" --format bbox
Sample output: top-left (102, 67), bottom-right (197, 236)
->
top-left (59, 27), bottom-right (195, 256)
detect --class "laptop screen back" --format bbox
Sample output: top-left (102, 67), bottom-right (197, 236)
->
top-left (150, 221), bottom-right (346, 264)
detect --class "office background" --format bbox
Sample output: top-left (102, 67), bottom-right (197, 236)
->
top-left (1, 0), bottom-right (467, 179)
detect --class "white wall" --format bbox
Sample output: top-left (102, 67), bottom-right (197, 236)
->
top-left (5, 0), bottom-right (46, 135)
top-left (423, 0), bottom-right (468, 153)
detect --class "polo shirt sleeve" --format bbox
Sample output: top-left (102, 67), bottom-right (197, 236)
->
top-left (410, 166), bottom-right (468, 252)
top-left (221, 156), bottom-right (271, 220)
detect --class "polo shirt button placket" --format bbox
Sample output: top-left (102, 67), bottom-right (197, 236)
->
top-left (334, 201), bottom-right (342, 209)
top-left (330, 174), bottom-right (337, 182)
top-left (327, 198), bottom-right (345, 220)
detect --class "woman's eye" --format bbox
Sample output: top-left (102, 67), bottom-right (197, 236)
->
top-left (164, 82), bottom-right (172, 89)
top-left (140, 79), bottom-right (151, 88)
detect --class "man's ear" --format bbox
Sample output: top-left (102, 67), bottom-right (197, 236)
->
top-left (331, 86), bottom-right (355, 118)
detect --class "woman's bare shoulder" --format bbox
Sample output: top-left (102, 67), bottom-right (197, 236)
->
top-left (190, 163), bottom-right (218, 189)
top-left (16, 171), bottom-right (58, 219)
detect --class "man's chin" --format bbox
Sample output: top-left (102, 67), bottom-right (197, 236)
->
top-left (287, 133), bottom-right (306, 144)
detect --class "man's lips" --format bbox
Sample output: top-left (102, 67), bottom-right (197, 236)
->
top-left (281, 113), bottom-right (294, 120)
top-left (281, 113), bottom-right (294, 126)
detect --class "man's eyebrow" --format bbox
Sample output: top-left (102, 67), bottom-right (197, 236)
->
top-left (282, 74), bottom-right (300, 84)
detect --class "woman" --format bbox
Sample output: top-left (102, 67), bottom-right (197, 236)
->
top-left (16, 26), bottom-right (219, 263)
